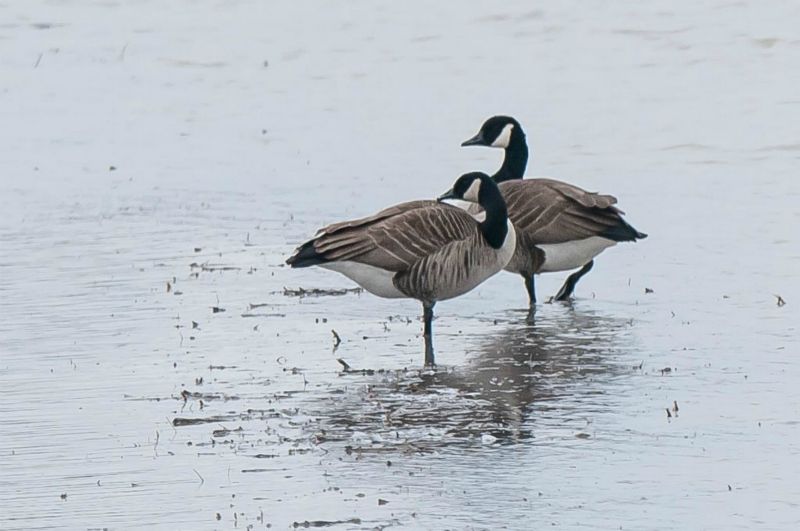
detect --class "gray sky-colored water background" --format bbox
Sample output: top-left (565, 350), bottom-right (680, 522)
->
top-left (1, 1), bottom-right (799, 529)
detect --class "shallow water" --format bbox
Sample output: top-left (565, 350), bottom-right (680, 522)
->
top-left (2, 1), bottom-right (799, 529)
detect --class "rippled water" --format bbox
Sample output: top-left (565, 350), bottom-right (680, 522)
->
top-left (2, 1), bottom-right (799, 529)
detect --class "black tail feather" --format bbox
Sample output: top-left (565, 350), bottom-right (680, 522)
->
top-left (286, 239), bottom-right (327, 268)
top-left (600, 218), bottom-right (647, 242)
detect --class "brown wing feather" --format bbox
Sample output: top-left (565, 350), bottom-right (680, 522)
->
top-left (306, 201), bottom-right (478, 272)
top-left (500, 179), bottom-right (624, 244)
top-left (533, 178), bottom-right (619, 210)
top-left (316, 200), bottom-right (434, 236)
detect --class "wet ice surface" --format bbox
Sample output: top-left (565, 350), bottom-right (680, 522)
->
top-left (2, 0), bottom-right (800, 529)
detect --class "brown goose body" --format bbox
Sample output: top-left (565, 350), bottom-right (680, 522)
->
top-left (289, 199), bottom-right (515, 303)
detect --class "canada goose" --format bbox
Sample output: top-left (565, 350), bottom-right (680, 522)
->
top-left (286, 172), bottom-right (516, 367)
top-left (461, 115), bottom-right (646, 305)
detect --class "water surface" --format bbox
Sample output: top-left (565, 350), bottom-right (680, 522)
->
top-left (2, 1), bottom-right (799, 529)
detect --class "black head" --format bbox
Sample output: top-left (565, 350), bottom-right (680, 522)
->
top-left (437, 172), bottom-right (494, 204)
top-left (461, 115), bottom-right (523, 149)
top-left (438, 172), bottom-right (508, 248)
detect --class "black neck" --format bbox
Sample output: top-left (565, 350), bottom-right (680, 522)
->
top-left (478, 182), bottom-right (509, 249)
top-left (492, 132), bottom-right (528, 183)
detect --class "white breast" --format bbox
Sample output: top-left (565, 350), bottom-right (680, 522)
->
top-left (539, 236), bottom-right (615, 273)
top-left (320, 261), bottom-right (405, 298)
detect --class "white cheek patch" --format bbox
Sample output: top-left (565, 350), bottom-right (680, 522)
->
top-left (463, 179), bottom-right (482, 203)
top-left (491, 123), bottom-right (514, 148)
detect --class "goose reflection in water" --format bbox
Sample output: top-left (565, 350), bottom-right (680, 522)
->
top-left (314, 305), bottom-right (636, 450)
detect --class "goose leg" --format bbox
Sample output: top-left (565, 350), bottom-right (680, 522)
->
top-left (423, 302), bottom-right (436, 367)
top-left (523, 274), bottom-right (536, 306)
top-left (554, 260), bottom-right (594, 301)
top-left (526, 303), bottom-right (537, 324)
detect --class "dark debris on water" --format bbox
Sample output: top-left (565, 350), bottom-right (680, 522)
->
top-left (292, 518), bottom-right (362, 528)
top-left (172, 416), bottom-right (232, 427)
top-left (282, 286), bottom-right (363, 298)
top-left (332, 329), bottom-right (342, 349)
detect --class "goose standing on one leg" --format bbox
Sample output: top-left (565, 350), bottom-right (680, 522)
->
top-left (286, 172), bottom-right (516, 367)
top-left (461, 116), bottom-right (646, 306)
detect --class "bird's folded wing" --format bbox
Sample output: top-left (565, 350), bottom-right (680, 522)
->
top-left (316, 200), bottom-right (434, 236)
top-left (312, 201), bottom-right (477, 271)
top-left (500, 179), bottom-right (624, 244)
